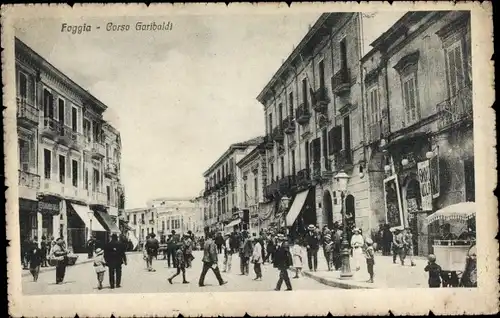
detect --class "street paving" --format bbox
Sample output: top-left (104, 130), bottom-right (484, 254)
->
top-left (22, 251), bottom-right (334, 295)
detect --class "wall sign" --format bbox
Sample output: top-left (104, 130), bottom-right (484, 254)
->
top-left (417, 160), bottom-right (433, 211)
top-left (38, 201), bottom-right (60, 215)
top-left (383, 175), bottom-right (404, 230)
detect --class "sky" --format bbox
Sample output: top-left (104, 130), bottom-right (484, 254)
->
top-left (15, 10), bottom-right (405, 209)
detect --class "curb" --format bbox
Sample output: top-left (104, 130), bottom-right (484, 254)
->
top-left (300, 270), bottom-right (376, 289)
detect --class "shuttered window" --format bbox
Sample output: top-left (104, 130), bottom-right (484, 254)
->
top-left (446, 41), bottom-right (466, 97)
top-left (329, 126), bottom-right (343, 154)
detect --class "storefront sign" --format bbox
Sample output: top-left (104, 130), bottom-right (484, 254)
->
top-left (430, 148), bottom-right (440, 199)
top-left (417, 160), bottom-right (433, 211)
top-left (383, 175), bottom-right (404, 229)
top-left (38, 201), bottom-right (60, 215)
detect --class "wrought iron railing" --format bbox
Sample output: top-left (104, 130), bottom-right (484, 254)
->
top-left (16, 98), bottom-right (39, 124)
top-left (436, 85), bottom-right (472, 129)
top-left (18, 170), bottom-right (40, 189)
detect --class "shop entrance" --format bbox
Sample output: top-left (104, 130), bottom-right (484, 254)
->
top-left (322, 190), bottom-right (334, 229)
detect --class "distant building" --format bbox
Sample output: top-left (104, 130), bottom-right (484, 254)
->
top-left (148, 198), bottom-right (198, 237)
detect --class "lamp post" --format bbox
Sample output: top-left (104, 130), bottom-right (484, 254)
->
top-left (280, 195), bottom-right (290, 234)
top-left (334, 170), bottom-right (352, 279)
top-left (87, 211), bottom-right (94, 241)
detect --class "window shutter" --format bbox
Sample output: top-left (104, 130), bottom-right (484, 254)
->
top-left (328, 129), bottom-right (334, 155)
top-left (332, 126), bottom-right (342, 153)
top-left (447, 49), bottom-right (457, 96)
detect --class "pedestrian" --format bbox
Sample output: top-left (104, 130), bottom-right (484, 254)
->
top-left (104, 233), bottom-right (128, 289)
top-left (364, 237), bottom-right (375, 283)
top-left (215, 232), bottom-right (224, 254)
top-left (40, 235), bottom-right (49, 267)
top-left (241, 231), bottom-right (253, 275)
top-left (273, 234), bottom-right (293, 291)
top-left (323, 234), bottom-right (334, 271)
top-left (424, 254), bottom-right (442, 288)
top-left (350, 228), bottom-right (365, 271)
top-left (198, 232), bottom-right (227, 287)
top-left (251, 236), bottom-right (263, 280)
top-left (265, 235), bottom-right (275, 263)
top-left (87, 236), bottom-right (96, 259)
top-left (333, 223), bottom-right (343, 270)
top-left (168, 243), bottom-right (189, 284)
top-left (305, 224), bottom-right (320, 272)
top-left (402, 227), bottom-right (416, 266)
top-left (93, 248), bottom-right (107, 290)
top-left (22, 236), bottom-right (32, 269)
top-left (145, 233), bottom-right (160, 272)
top-left (223, 233), bottom-right (233, 273)
top-left (27, 241), bottom-right (42, 282)
top-left (392, 228), bottom-right (404, 265)
top-left (166, 234), bottom-right (176, 268)
top-left (183, 234), bottom-right (195, 268)
top-left (291, 238), bottom-right (304, 279)
top-left (49, 238), bottom-right (69, 284)
top-left (382, 224), bottom-right (392, 256)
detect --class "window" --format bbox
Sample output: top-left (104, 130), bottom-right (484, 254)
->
top-left (319, 60), bottom-right (325, 88)
top-left (19, 72), bottom-right (28, 99)
top-left (72, 160), bottom-right (78, 187)
top-left (304, 140), bottom-right (310, 170)
top-left (402, 73), bottom-right (419, 125)
top-left (268, 113), bottom-right (273, 132)
top-left (291, 150), bottom-right (296, 176)
top-left (244, 183), bottom-right (248, 206)
top-left (141, 213), bottom-right (145, 223)
top-left (368, 87), bottom-right (380, 124)
top-left (84, 169), bottom-right (89, 190)
top-left (289, 92), bottom-right (294, 117)
top-left (133, 214), bottom-right (137, 225)
top-left (464, 159), bottom-right (475, 202)
top-left (254, 175), bottom-right (258, 200)
top-left (71, 107), bottom-right (78, 132)
top-left (59, 155), bottom-right (65, 183)
top-left (280, 157), bottom-right (285, 178)
top-left (106, 144), bottom-right (110, 160)
top-left (106, 185), bottom-right (111, 204)
top-left (58, 98), bottom-right (65, 125)
top-left (151, 211), bottom-right (155, 221)
top-left (340, 38), bottom-right (347, 70)
top-left (279, 103), bottom-right (283, 123)
top-left (93, 169), bottom-right (99, 191)
top-left (343, 116), bottom-right (352, 163)
top-left (302, 78), bottom-right (308, 106)
top-left (19, 139), bottom-right (29, 171)
top-left (43, 89), bottom-right (53, 118)
top-left (312, 138), bottom-right (321, 163)
top-left (83, 119), bottom-right (91, 142)
top-left (322, 129), bottom-right (328, 159)
top-left (162, 221), bottom-right (165, 232)
top-left (445, 41), bottom-right (467, 97)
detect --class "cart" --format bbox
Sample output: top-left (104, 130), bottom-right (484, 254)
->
top-left (425, 201), bottom-right (476, 287)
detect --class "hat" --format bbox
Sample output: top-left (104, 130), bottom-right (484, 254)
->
top-left (324, 235), bottom-right (332, 240)
top-left (352, 228), bottom-right (360, 233)
top-left (365, 238), bottom-right (373, 245)
top-left (277, 234), bottom-right (286, 240)
top-left (307, 224), bottom-right (315, 230)
top-left (95, 248), bottom-right (104, 255)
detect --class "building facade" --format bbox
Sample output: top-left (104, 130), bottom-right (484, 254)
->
top-left (192, 192), bottom-right (206, 237)
top-left (124, 207), bottom-right (155, 246)
top-left (236, 141), bottom-right (269, 234)
top-left (202, 137), bottom-right (263, 233)
top-left (148, 198), bottom-right (198, 237)
top-left (16, 38), bottom-right (124, 252)
top-left (361, 11), bottom-right (473, 255)
top-left (256, 13), bottom-right (368, 237)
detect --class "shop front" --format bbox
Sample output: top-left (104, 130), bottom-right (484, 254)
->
top-left (67, 201), bottom-right (107, 253)
top-left (94, 209), bottom-right (121, 246)
top-left (19, 198), bottom-right (38, 241)
top-left (37, 198), bottom-right (62, 240)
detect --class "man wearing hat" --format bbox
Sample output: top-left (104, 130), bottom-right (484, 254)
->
top-left (104, 233), bottom-right (127, 289)
top-left (305, 224), bottom-right (320, 272)
top-left (402, 227), bottom-right (416, 266)
top-left (392, 228), bottom-right (404, 265)
top-left (273, 233), bottom-right (293, 291)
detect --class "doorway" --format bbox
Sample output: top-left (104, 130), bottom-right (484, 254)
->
top-left (322, 190), bottom-right (334, 229)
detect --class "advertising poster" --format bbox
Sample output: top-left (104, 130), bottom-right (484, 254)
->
top-left (417, 160), bottom-right (433, 211)
top-left (383, 175), bottom-right (404, 229)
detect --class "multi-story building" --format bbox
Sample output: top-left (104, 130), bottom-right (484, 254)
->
top-left (16, 37), bottom-right (123, 252)
top-left (124, 207), bottom-right (155, 246)
top-left (361, 11), bottom-right (473, 255)
top-left (235, 140), bottom-right (270, 234)
top-left (256, 13), bottom-right (367, 237)
top-left (192, 192), bottom-right (206, 237)
top-left (202, 137), bottom-right (264, 233)
top-left (148, 198), bottom-right (197, 237)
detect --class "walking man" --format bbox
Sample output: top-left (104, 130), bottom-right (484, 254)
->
top-left (198, 232), bottom-right (227, 287)
top-left (87, 236), bottom-right (96, 259)
top-left (223, 233), bottom-right (233, 273)
top-left (274, 234), bottom-right (292, 291)
top-left (145, 233), bottom-right (160, 272)
top-left (104, 233), bottom-right (127, 289)
top-left (305, 224), bottom-right (320, 271)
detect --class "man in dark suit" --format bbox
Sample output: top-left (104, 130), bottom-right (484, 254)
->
top-left (273, 233), bottom-right (293, 291)
top-left (198, 231), bottom-right (227, 287)
top-left (104, 233), bottom-right (127, 289)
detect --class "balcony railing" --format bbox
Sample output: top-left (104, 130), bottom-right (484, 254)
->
top-left (264, 180), bottom-right (279, 199)
top-left (16, 98), bottom-right (39, 125)
top-left (278, 175), bottom-right (296, 194)
top-left (272, 126), bottom-right (284, 142)
top-left (436, 85), bottom-right (472, 130)
top-left (105, 162), bottom-right (118, 177)
top-left (57, 125), bottom-right (83, 148)
top-left (264, 135), bottom-right (274, 149)
top-left (296, 169), bottom-right (311, 189)
top-left (18, 170), bottom-right (40, 190)
top-left (317, 114), bottom-right (330, 129)
top-left (332, 67), bottom-right (350, 95)
top-left (312, 87), bottom-right (329, 113)
top-left (296, 103), bottom-right (311, 125)
top-left (335, 149), bottom-right (353, 170)
top-left (90, 191), bottom-right (108, 206)
top-left (368, 121), bottom-right (382, 144)
top-left (91, 142), bottom-right (106, 158)
top-left (42, 117), bottom-right (61, 137)
top-left (283, 116), bottom-right (296, 134)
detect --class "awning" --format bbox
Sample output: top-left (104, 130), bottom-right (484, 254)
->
top-left (225, 218), bottom-right (242, 228)
top-left (286, 189), bottom-right (309, 226)
top-left (68, 202), bottom-right (107, 232)
top-left (94, 210), bottom-right (121, 233)
top-left (128, 231), bottom-right (139, 250)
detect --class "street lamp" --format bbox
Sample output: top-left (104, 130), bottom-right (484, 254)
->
top-left (334, 170), bottom-right (352, 279)
top-left (280, 195), bottom-right (290, 233)
top-left (88, 211), bottom-right (94, 240)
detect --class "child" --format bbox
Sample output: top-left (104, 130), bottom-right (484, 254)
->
top-left (323, 235), bottom-right (334, 271)
top-left (28, 243), bottom-right (42, 282)
top-left (291, 238), bottom-right (304, 279)
top-left (364, 238), bottom-right (375, 283)
top-left (424, 254), bottom-right (442, 288)
top-left (93, 248), bottom-right (107, 290)
top-left (168, 243), bottom-right (188, 284)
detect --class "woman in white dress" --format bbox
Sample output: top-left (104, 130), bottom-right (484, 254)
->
top-left (350, 228), bottom-right (365, 271)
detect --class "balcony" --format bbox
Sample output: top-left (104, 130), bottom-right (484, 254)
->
top-left (296, 169), bottom-right (312, 190)
top-left (335, 149), bottom-right (353, 171)
top-left (264, 181), bottom-right (278, 200)
top-left (283, 116), bottom-right (295, 134)
top-left (272, 126), bottom-right (284, 142)
top-left (19, 170), bottom-right (40, 200)
top-left (317, 113), bottom-right (330, 129)
top-left (436, 85), bottom-right (472, 130)
top-left (57, 125), bottom-right (84, 149)
top-left (332, 68), bottom-right (351, 96)
top-left (104, 162), bottom-right (118, 178)
top-left (312, 87), bottom-right (329, 113)
top-left (264, 135), bottom-right (274, 149)
top-left (41, 117), bottom-right (61, 139)
top-left (278, 175), bottom-right (296, 194)
top-left (90, 191), bottom-right (108, 207)
top-left (91, 142), bottom-right (106, 158)
top-left (295, 103), bottom-right (311, 125)
top-left (16, 98), bottom-right (39, 126)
